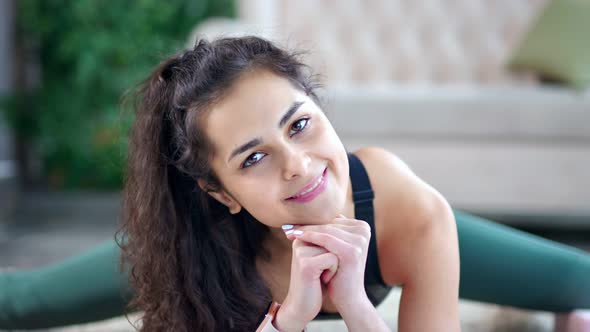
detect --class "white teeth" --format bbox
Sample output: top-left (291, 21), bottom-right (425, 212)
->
top-left (293, 174), bottom-right (323, 198)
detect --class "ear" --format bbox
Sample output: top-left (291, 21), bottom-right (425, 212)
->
top-left (197, 179), bottom-right (242, 214)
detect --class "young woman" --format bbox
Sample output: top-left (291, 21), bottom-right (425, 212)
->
top-left (1, 36), bottom-right (589, 331)
top-left (119, 35), bottom-right (462, 331)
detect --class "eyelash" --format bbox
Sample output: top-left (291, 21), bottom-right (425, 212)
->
top-left (240, 117), bottom-right (311, 169)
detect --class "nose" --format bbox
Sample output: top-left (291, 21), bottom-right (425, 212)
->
top-left (281, 147), bottom-right (311, 181)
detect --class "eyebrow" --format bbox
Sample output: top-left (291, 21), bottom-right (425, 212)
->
top-left (228, 101), bottom-right (305, 163)
top-left (278, 101), bottom-right (305, 128)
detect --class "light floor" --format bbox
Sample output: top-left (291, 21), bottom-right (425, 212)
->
top-left (32, 289), bottom-right (554, 332)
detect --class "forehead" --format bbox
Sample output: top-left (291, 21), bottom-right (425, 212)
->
top-left (204, 70), bottom-right (306, 157)
top-left (215, 69), bottom-right (300, 115)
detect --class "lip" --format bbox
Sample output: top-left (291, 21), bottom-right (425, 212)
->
top-left (286, 167), bottom-right (328, 203)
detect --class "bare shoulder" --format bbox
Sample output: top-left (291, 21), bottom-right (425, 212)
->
top-left (351, 146), bottom-right (455, 285)
top-left (351, 146), bottom-right (446, 219)
top-left (352, 146), bottom-right (417, 200)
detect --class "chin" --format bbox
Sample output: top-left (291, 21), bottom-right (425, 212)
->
top-left (314, 209), bottom-right (340, 223)
top-left (310, 200), bottom-right (346, 223)
top-left (285, 204), bottom-right (336, 224)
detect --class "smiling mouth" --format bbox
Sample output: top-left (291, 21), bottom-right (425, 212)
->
top-left (286, 167), bottom-right (328, 201)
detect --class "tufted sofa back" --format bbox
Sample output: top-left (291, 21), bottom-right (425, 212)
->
top-left (235, 0), bottom-right (549, 85)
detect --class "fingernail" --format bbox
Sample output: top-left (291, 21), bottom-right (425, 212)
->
top-left (282, 224), bottom-right (294, 230)
top-left (285, 229), bottom-right (294, 235)
top-left (293, 230), bottom-right (304, 236)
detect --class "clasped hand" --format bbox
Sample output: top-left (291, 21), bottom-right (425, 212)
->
top-left (279, 214), bottom-right (371, 326)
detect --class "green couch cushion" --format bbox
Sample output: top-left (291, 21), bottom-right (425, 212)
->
top-left (509, 0), bottom-right (590, 89)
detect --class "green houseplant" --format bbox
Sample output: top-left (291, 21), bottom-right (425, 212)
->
top-left (3, 0), bottom-right (234, 190)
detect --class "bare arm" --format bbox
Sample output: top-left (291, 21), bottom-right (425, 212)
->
top-left (354, 147), bottom-right (461, 332)
top-left (338, 296), bottom-right (391, 331)
top-left (397, 204), bottom-right (461, 332)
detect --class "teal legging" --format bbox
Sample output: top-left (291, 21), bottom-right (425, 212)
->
top-left (1, 210), bottom-right (589, 329)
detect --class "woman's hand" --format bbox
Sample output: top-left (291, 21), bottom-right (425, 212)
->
top-left (274, 237), bottom-right (339, 332)
top-left (284, 215), bottom-right (371, 312)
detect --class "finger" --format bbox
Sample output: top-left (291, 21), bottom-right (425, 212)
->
top-left (294, 231), bottom-right (358, 261)
top-left (333, 216), bottom-right (367, 227)
top-left (332, 218), bottom-right (372, 239)
top-left (289, 224), bottom-right (371, 249)
top-left (293, 241), bottom-right (329, 257)
top-left (295, 223), bottom-right (368, 237)
top-left (292, 237), bottom-right (304, 249)
top-left (305, 252), bottom-right (338, 280)
top-left (321, 263), bottom-right (338, 284)
top-left (287, 225), bottom-right (358, 244)
top-left (282, 219), bottom-right (366, 238)
top-left (296, 223), bottom-right (357, 231)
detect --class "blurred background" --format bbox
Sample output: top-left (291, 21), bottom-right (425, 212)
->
top-left (0, 0), bottom-right (589, 331)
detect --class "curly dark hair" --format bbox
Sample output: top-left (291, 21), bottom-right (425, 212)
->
top-left (118, 36), bottom-right (322, 331)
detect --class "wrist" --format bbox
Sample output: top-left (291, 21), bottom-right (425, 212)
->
top-left (335, 293), bottom-right (373, 319)
top-left (273, 302), bottom-right (307, 332)
top-left (338, 296), bottom-right (389, 332)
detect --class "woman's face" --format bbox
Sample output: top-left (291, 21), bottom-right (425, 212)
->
top-left (202, 69), bottom-right (350, 228)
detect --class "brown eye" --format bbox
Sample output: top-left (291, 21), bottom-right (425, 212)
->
top-left (241, 152), bottom-right (265, 168)
top-left (289, 118), bottom-right (310, 137)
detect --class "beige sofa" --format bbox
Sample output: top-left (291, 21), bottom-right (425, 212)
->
top-left (191, 0), bottom-right (590, 227)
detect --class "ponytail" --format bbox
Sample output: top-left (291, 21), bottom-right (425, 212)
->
top-left (119, 36), bottom-right (321, 331)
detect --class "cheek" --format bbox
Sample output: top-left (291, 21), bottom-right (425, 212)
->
top-left (319, 129), bottom-right (348, 165)
top-left (239, 192), bottom-right (285, 227)
top-left (312, 120), bottom-right (343, 150)
top-left (234, 178), bottom-right (281, 207)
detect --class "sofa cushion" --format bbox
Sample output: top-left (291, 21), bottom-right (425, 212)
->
top-left (509, 0), bottom-right (590, 89)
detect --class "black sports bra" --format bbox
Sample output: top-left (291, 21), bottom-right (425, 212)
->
top-left (314, 153), bottom-right (393, 320)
